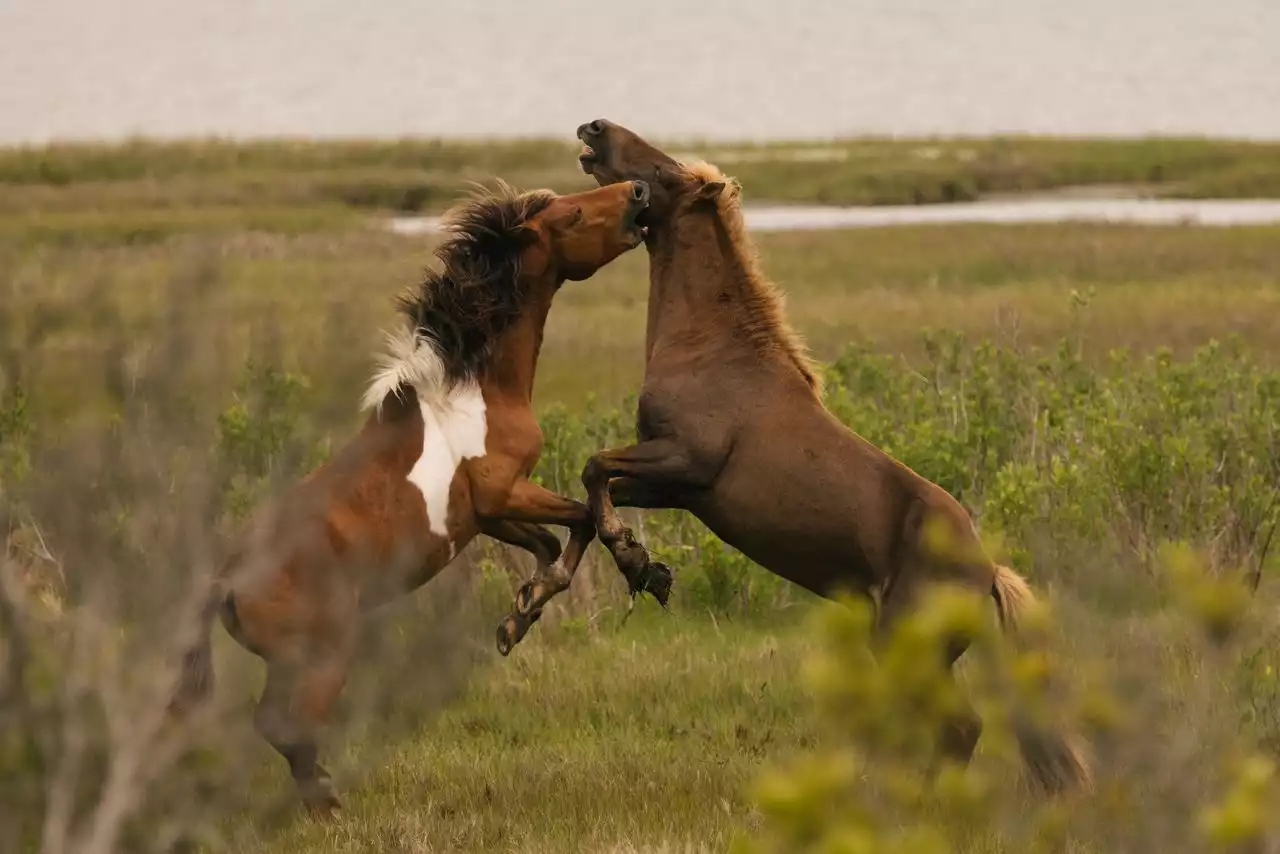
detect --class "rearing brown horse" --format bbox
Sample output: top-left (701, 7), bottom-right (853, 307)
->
top-left (168, 178), bottom-right (651, 813)
top-left (501, 119), bottom-right (1092, 795)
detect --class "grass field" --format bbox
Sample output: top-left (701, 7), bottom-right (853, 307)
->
top-left (3, 137), bottom-right (1280, 854)
top-left (7, 221), bottom-right (1280, 421)
top-left (4, 134), bottom-right (1280, 245)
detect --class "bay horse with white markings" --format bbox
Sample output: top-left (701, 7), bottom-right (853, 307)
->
top-left (501, 118), bottom-right (1092, 795)
top-left (167, 177), bottom-right (651, 813)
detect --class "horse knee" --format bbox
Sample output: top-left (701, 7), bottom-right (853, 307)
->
top-left (581, 456), bottom-right (608, 492)
top-left (255, 656), bottom-right (347, 744)
top-left (472, 484), bottom-right (516, 521)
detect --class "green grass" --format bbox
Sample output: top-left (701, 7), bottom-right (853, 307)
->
top-left (4, 136), bottom-right (1280, 853)
top-left (6, 221), bottom-right (1279, 421)
top-left (230, 613), bottom-right (817, 854)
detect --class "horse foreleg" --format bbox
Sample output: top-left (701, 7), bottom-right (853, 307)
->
top-left (581, 440), bottom-right (712, 605)
top-left (477, 479), bottom-right (596, 656)
top-left (608, 477), bottom-right (687, 510)
top-left (480, 519), bottom-right (560, 651)
top-left (479, 518), bottom-right (564, 575)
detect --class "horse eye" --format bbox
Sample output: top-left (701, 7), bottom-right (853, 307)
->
top-left (571, 206), bottom-right (584, 224)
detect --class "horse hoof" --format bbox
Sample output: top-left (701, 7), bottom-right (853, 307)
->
top-left (615, 538), bottom-right (653, 585)
top-left (301, 780), bottom-right (343, 818)
top-left (645, 561), bottom-right (674, 607)
top-left (496, 619), bottom-right (518, 657)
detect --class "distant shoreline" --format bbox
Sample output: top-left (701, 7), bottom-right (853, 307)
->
top-left (3, 136), bottom-right (1278, 242)
top-left (388, 196), bottom-right (1280, 236)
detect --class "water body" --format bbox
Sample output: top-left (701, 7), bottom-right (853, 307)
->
top-left (2, 0), bottom-right (1278, 144)
top-left (387, 198), bottom-right (1280, 236)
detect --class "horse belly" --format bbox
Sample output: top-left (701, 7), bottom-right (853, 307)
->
top-left (693, 436), bottom-right (884, 597)
top-left (365, 528), bottom-right (471, 608)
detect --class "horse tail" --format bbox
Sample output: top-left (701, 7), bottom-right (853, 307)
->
top-left (990, 563), bottom-right (1094, 795)
top-left (991, 562), bottom-right (1036, 633)
top-left (167, 583), bottom-right (224, 719)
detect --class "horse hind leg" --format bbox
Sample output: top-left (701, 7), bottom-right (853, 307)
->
top-left (935, 654), bottom-right (984, 772)
top-left (875, 574), bottom-right (984, 777)
top-left (254, 646), bottom-right (353, 816)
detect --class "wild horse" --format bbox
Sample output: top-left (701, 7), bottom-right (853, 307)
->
top-left (169, 178), bottom-right (651, 813)
top-left (501, 119), bottom-right (1092, 795)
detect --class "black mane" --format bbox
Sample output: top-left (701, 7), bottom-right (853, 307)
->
top-left (396, 182), bottom-right (554, 385)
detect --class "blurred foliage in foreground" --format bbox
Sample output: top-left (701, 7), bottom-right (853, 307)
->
top-left (3, 279), bottom-right (1280, 850)
top-left (737, 546), bottom-right (1280, 854)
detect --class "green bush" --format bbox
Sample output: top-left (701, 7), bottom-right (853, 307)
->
top-left (189, 330), bottom-right (1280, 634)
top-left (516, 331), bottom-right (1280, 618)
top-left (8, 317), bottom-right (1280, 850)
top-left (215, 358), bottom-right (329, 521)
top-left (735, 548), bottom-right (1280, 854)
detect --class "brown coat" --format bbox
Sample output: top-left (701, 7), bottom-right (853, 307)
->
top-left (538, 119), bottom-right (1092, 796)
top-left (168, 178), bottom-right (652, 813)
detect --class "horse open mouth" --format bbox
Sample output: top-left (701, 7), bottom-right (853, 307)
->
top-left (626, 206), bottom-right (649, 245)
top-left (579, 143), bottom-right (597, 173)
top-left (624, 195), bottom-right (650, 245)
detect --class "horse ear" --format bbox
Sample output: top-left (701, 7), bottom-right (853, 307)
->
top-left (692, 180), bottom-right (727, 205)
top-left (512, 222), bottom-right (550, 276)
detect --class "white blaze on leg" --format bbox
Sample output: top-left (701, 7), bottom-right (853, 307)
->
top-left (406, 382), bottom-right (488, 539)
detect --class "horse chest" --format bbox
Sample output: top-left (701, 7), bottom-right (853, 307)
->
top-left (637, 385), bottom-right (733, 454)
top-left (405, 385), bottom-right (488, 538)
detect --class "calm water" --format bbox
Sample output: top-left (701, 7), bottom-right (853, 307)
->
top-left (388, 198), bottom-right (1280, 236)
top-left (2, 0), bottom-right (1278, 144)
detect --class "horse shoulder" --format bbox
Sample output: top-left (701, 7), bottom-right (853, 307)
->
top-left (462, 402), bottom-right (545, 520)
top-left (468, 389), bottom-right (538, 461)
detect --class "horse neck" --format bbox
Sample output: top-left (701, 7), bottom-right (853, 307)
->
top-left (644, 206), bottom-right (757, 362)
top-left (481, 280), bottom-right (555, 405)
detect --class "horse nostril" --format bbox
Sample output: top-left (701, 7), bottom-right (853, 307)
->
top-left (631, 181), bottom-right (650, 203)
top-left (588, 120), bottom-right (604, 135)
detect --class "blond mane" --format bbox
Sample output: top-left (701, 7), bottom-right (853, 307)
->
top-left (680, 160), bottom-right (824, 397)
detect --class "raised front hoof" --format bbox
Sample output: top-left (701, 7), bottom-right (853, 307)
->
top-left (299, 778), bottom-right (343, 819)
top-left (619, 550), bottom-right (674, 606)
top-left (495, 610), bottom-right (542, 657)
top-left (496, 618), bottom-right (518, 657)
top-left (640, 560), bottom-right (674, 607)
